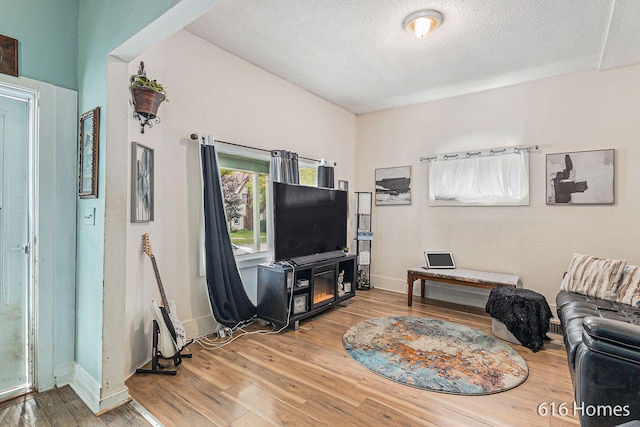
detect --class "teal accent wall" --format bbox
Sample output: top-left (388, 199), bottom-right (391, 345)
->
top-left (0, 0), bottom-right (78, 90)
top-left (1, 0), bottom-right (199, 393)
top-left (75, 0), bottom-right (180, 385)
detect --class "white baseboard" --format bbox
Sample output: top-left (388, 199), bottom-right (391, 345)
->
top-left (54, 371), bottom-right (73, 388)
top-left (183, 313), bottom-right (221, 339)
top-left (95, 388), bottom-right (132, 416)
top-left (124, 314), bottom-right (221, 380)
top-left (70, 363), bottom-right (100, 413)
top-left (70, 362), bottom-right (129, 414)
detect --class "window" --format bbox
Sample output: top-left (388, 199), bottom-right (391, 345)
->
top-left (219, 153), bottom-right (269, 256)
top-left (218, 150), bottom-right (318, 257)
top-left (428, 148), bottom-right (530, 206)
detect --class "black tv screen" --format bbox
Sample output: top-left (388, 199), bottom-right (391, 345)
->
top-left (273, 182), bottom-right (348, 261)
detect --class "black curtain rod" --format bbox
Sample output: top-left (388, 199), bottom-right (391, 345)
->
top-left (189, 133), bottom-right (335, 165)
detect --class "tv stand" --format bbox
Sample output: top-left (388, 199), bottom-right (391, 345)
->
top-left (289, 250), bottom-right (346, 266)
top-left (257, 254), bottom-right (356, 330)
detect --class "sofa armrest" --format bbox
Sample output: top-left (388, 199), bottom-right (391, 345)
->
top-left (583, 316), bottom-right (640, 350)
top-left (582, 317), bottom-right (640, 365)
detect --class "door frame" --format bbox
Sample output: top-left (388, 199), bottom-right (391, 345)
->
top-left (0, 81), bottom-right (37, 400)
top-left (0, 75), bottom-right (78, 397)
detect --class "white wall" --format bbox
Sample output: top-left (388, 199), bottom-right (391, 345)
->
top-left (356, 64), bottom-right (640, 311)
top-left (123, 30), bottom-right (357, 375)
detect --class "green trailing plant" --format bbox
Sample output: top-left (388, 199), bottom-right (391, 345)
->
top-left (130, 74), bottom-right (168, 101)
top-left (130, 61), bottom-right (168, 101)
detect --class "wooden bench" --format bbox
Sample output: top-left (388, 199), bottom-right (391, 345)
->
top-left (407, 266), bottom-right (522, 306)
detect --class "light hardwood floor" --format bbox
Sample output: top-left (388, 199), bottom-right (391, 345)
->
top-left (0, 385), bottom-right (150, 426)
top-left (127, 288), bottom-right (579, 427)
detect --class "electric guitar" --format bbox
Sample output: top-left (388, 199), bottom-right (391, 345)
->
top-left (143, 233), bottom-right (187, 358)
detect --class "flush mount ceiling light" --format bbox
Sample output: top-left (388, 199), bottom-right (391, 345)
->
top-left (403, 10), bottom-right (443, 39)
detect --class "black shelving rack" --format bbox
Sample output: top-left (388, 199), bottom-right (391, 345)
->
top-left (355, 192), bottom-right (372, 290)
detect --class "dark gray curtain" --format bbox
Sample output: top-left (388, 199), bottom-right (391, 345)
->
top-left (318, 163), bottom-right (334, 188)
top-left (201, 139), bottom-right (256, 327)
top-left (270, 150), bottom-right (299, 184)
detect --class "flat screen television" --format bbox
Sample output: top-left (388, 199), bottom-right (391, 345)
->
top-left (273, 182), bottom-right (348, 261)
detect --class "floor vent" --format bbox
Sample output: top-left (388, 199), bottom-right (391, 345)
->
top-left (548, 321), bottom-right (563, 336)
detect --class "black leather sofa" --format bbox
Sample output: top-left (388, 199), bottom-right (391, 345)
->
top-left (556, 291), bottom-right (640, 427)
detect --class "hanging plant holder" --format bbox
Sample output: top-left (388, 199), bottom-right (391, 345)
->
top-left (132, 87), bottom-right (165, 130)
top-left (130, 62), bottom-right (167, 134)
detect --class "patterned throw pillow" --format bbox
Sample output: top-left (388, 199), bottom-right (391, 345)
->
top-left (560, 253), bottom-right (626, 299)
top-left (616, 265), bottom-right (640, 306)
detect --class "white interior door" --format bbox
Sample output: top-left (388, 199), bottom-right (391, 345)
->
top-left (0, 91), bottom-right (31, 399)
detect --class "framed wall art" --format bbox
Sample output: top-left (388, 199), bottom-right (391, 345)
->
top-left (131, 142), bottom-right (154, 222)
top-left (546, 149), bottom-right (614, 205)
top-left (375, 165), bottom-right (411, 206)
top-left (0, 35), bottom-right (18, 77)
top-left (78, 107), bottom-right (100, 198)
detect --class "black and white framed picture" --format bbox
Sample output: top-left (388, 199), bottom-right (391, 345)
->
top-left (546, 149), bottom-right (614, 205)
top-left (338, 180), bottom-right (349, 192)
top-left (131, 142), bottom-right (154, 222)
top-left (375, 165), bottom-right (411, 206)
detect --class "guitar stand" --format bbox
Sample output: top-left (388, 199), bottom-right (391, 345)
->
top-left (135, 320), bottom-right (192, 375)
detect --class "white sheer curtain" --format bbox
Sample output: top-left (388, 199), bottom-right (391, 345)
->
top-left (429, 150), bottom-right (529, 205)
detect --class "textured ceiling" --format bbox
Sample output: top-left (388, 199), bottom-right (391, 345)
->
top-left (185, 0), bottom-right (640, 114)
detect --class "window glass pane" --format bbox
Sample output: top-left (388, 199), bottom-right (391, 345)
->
top-left (254, 172), bottom-right (269, 253)
top-left (300, 166), bottom-right (316, 186)
top-left (220, 167), bottom-right (269, 255)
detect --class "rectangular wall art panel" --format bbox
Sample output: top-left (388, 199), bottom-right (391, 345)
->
top-left (375, 166), bottom-right (411, 206)
top-left (131, 142), bottom-right (154, 222)
top-left (546, 149), bottom-right (614, 205)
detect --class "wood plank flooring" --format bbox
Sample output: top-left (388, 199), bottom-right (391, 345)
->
top-left (127, 289), bottom-right (579, 426)
top-left (0, 385), bottom-right (150, 426)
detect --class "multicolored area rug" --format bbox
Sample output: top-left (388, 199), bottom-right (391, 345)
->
top-left (343, 316), bottom-right (528, 395)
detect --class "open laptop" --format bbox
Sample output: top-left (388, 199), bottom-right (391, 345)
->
top-left (423, 251), bottom-right (456, 269)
